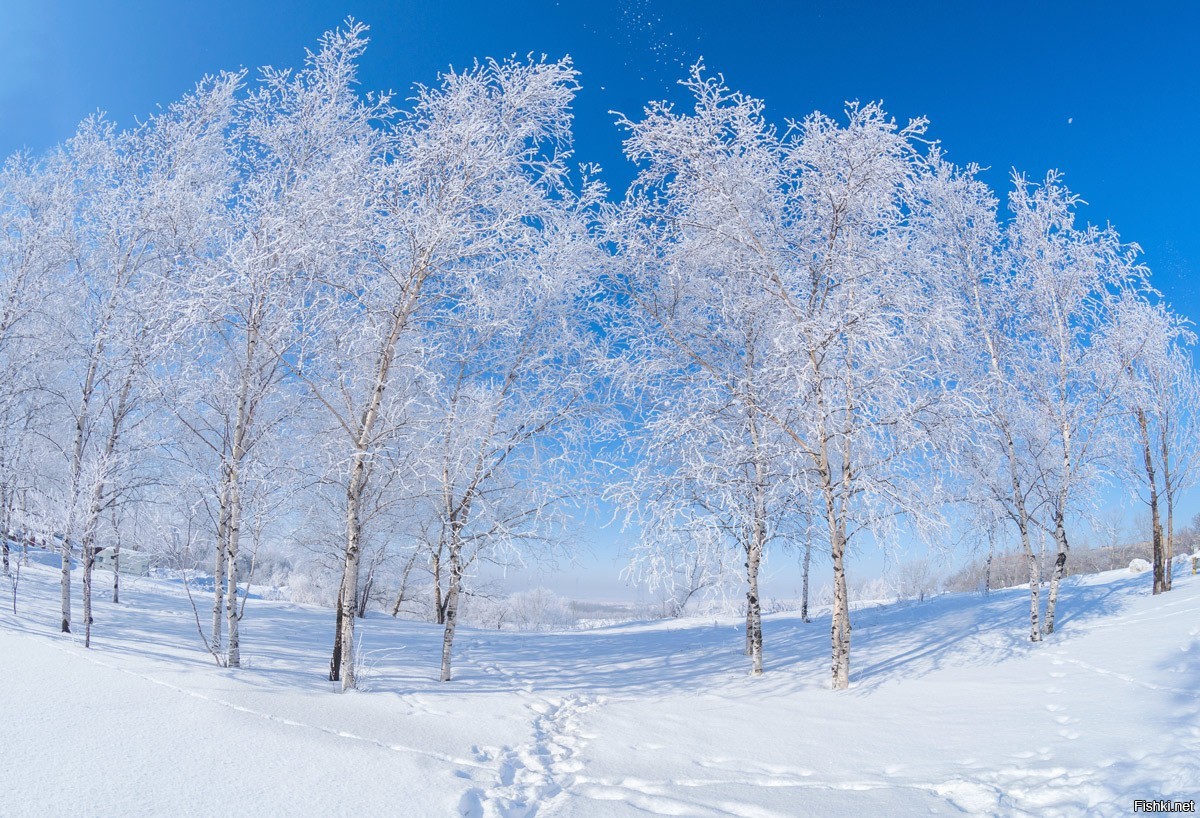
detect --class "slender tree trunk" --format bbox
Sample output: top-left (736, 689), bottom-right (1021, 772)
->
top-left (225, 475), bottom-right (242, 669)
top-left (80, 513), bottom-right (102, 648)
top-left (2, 506), bottom-right (8, 573)
top-left (817, 414), bottom-right (851, 688)
top-left (439, 542), bottom-right (464, 682)
top-left (1165, 490), bottom-right (1174, 590)
top-left (59, 541), bottom-right (72, 633)
top-left (337, 477), bottom-right (364, 691)
top-left (63, 331), bottom-right (109, 634)
top-left (801, 538), bottom-right (811, 623)
top-left (212, 487), bottom-right (228, 656)
top-left (1043, 508), bottom-right (1070, 634)
top-left (112, 543), bottom-right (120, 603)
top-left (224, 315), bottom-right (261, 670)
top-left (743, 567), bottom-right (753, 656)
top-left (358, 565), bottom-right (374, 619)
top-left (332, 305), bottom-right (410, 691)
top-left (1136, 407), bottom-right (1167, 594)
top-left (1162, 428), bottom-right (1175, 591)
top-left (743, 392), bottom-right (768, 675)
top-left (1022, 531), bottom-right (1041, 642)
top-left (830, 530), bottom-right (850, 689)
top-left (0, 484), bottom-right (8, 575)
top-left (80, 370), bottom-right (133, 646)
top-left (389, 551), bottom-right (418, 617)
top-left (744, 474), bottom-right (766, 675)
top-left (82, 543), bottom-right (95, 648)
top-left (983, 527), bottom-right (994, 593)
top-left (432, 550), bottom-right (445, 625)
top-left (820, 451), bottom-right (851, 688)
top-left (329, 586), bottom-right (344, 682)
top-left (1001, 423), bottom-right (1041, 641)
top-left (746, 541), bottom-right (763, 675)
top-left (358, 550), bottom-right (387, 619)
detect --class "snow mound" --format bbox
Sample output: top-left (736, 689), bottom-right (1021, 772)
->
top-left (1128, 558), bottom-right (1151, 573)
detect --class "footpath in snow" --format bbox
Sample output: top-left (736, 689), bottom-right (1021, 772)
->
top-left (1, 557), bottom-right (1198, 816)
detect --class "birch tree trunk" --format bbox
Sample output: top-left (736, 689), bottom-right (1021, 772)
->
top-left (389, 551), bottom-right (418, 617)
top-left (81, 370), bottom-right (133, 649)
top-left (1136, 407), bottom-right (1167, 594)
top-left (743, 567), bottom-right (753, 656)
top-left (80, 505), bottom-right (102, 648)
top-left (223, 324), bottom-right (256, 670)
top-left (2, 489), bottom-right (9, 574)
top-left (432, 550), bottom-right (445, 625)
top-left (358, 574), bottom-right (373, 618)
top-left (1003, 425), bottom-right (1042, 641)
top-left (225, 473), bottom-right (242, 668)
top-left (1043, 399), bottom-right (1075, 633)
top-left (746, 414), bottom-right (768, 675)
top-left (82, 542), bottom-right (95, 648)
top-left (1021, 523), bottom-right (1041, 642)
top-left (212, 486), bottom-right (228, 656)
top-left (830, 528), bottom-right (850, 690)
top-left (1043, 509), bottom-right (1070, 634)
top-left (329, 586), bottom-right (344, 682)
top-left (336, 468), bottom-right (364, 690)
top-left (1161, 429), bottom-right (1175, 591)
top-left (801, 538), bottom-right (811, 623)
top-left (1165, 491), bottom-right (1174, 590)
top-left (984, 529), bottom-right (994, 594)
top-left (111, 536), bottom-right (120, 604)
top-left (439, 539), bottom-right (464, 682)
top-left (61, 293), bottom-right (121, 634)
top-left (821, 451), bottom-right (851, 688)
top-left (745, 539), bottom-right (763, 676)
top-left (332, 300), bottom-right (413, 691)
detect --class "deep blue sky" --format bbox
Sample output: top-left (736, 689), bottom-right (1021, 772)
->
top-left (2, 1), bottom-right (1197, 597)
top-left (3, 1), bottom-right (1197, 309)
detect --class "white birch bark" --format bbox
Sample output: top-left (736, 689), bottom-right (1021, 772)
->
top-left (801, 538), bottom-right (812, 622)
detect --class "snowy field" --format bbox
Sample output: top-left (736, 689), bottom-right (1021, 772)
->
top-left (2, 557), bottom-right (1198, 817)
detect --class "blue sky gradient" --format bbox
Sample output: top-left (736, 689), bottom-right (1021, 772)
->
top-left (3, 2), bottom-right (1195, 302)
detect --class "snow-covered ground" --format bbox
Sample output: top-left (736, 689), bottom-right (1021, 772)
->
top-left (2, 555), bottom-right (1198, 816)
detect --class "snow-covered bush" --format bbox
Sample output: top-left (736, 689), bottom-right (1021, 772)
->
top-left (507, 588), bottom-right (578, 631)
top-left (889, 558), bottom-right (939, 602)
top-left (1128, 558), bottom-right (1151, 574)
top-left (285, 560), bottom-right (340, 607)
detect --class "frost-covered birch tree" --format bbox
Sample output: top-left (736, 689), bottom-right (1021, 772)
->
top-left (292, 38), bottom-right (590, 689)
top-left (1104, 294), bottom-right (1200, 594)
top-left (1005, 173), bottom-right (1142, 633)
top-left (613, 72), bottom-right (957, 687)
top-left (156, 33), bottom-right (366, 668)
top-left (37, 75), bottom-right (238, 638)
top-left (916, 156), bottom-right (1055, 641)
top-left (762, 103), bottom-right (957, 688)
top-left (610, 67), bottom-right (803, 676)
top-left (0, 154), bottom-right (59, 578)
top-left (421, 204), bottom-right (600, 681)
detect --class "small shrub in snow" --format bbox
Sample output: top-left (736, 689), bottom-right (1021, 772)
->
top-left (507, 588), bottom-right (577, 631)
top-left (1128, 558), bottom-right (1151, 574)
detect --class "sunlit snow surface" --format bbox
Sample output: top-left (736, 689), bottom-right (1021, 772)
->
top-left (2, 554), bottom-right (1197, 816)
